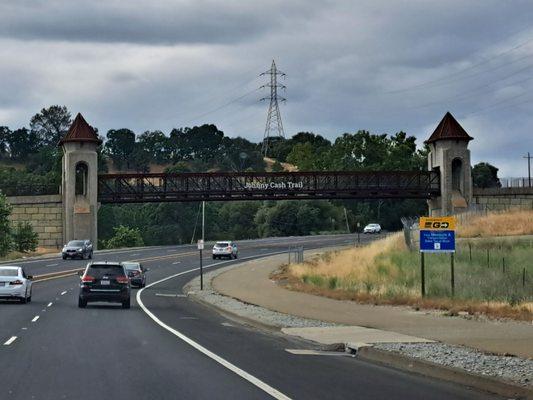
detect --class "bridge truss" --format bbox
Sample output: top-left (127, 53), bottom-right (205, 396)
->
top-left (97, 171), bottom-right (440, 203)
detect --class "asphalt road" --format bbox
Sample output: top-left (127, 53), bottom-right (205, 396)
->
top-left (0, 234), bottom-right (500, 400)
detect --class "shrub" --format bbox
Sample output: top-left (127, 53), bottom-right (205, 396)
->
top-left (0, 193), bottom-right (12, 257)
top-left (11, 221), bottom-right (38, 252)
top-left (106, 225), bottom-right (144, 249)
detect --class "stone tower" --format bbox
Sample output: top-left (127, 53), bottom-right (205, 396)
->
top-left (60, 113), bottom-right (101, 248)
top-left (426, 112), bottom-right (474, 216)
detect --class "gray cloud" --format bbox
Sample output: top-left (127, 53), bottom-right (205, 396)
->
top-left (0, 0), bottom-right (532, 177)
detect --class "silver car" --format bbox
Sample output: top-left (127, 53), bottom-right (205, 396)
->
top-left (212, 241), bottom-right (238, 260)
top-left (0, 266), bottom-right (33, 303)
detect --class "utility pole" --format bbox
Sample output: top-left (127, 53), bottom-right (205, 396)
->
top-left (343, 207), bottom-right (350, 233)
top-left (199, 201), bottom-right (205, 290)
top-left (524, 152), bottom-right (532, 187)
top-left (260, 60), bottom-right (286, 157)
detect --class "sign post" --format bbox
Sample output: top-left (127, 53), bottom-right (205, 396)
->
top-left (198, 239), bottom-right (204, 290)
top-left (419, 217), bottom-right (456, 297)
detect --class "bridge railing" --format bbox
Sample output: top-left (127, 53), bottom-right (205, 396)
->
top-left (0, 183), bottom-right (60, 197)
top-left (97, 171), bottom-right (440, 203)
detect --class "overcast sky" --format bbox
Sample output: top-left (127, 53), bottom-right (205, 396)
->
top-left (1, 0), bottom-right (532, 177)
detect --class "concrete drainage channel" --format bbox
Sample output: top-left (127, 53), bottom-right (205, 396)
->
top-left (186, 253), bottom-right (533, 400)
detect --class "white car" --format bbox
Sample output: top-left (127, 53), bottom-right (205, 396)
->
top-left (212, 241), bottom-right (238, 260)
top-left (0, 266), bottom-right (33, 303)
top-left (363, 223), bottom-right (382, 234)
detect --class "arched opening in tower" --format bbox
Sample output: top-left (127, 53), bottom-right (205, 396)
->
top-left (75, 162), bottom-right (89, 196)
top-left (451, 158), bottom-right (463, 194)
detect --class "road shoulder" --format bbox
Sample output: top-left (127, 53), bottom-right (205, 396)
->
top-left (186, 251), bottom-right (533, 399)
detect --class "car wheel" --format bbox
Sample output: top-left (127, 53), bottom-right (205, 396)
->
top-left (235, 253), bottom-right (238, 259)
top-left (212, 255), bottom-right (216, 260)
top-left (122, 299), bottom-right (131, 309)
top-left (88, 252), bottom-right (92, 259)
top-left (78, 298), bottom-right (87, 308)
top-left (20, 291), bottom-right (27, 304)
top-left (62, 255), bottom-right (67, 260)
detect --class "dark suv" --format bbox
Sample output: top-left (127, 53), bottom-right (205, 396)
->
top-left (78, 262), bottom-right (131, 309)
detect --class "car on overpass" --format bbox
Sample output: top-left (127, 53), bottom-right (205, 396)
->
top-left (62, 240), bottom-right (94, 260)
top-left (78, 262), bottom-right (131, 309)
top-left (212, 241), bottom-right (238, 259)
top-left (363, 223), bottom-right (382, 234)
top-left (0, 266), bottom-right (33, 303)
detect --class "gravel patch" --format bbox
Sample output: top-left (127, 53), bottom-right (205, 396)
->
top-left (185, 259), bottom-right (532, 389)
top-left (374, 342), bottom-right (533, 387)
top-left (184, 263), bottom-right (335, 328)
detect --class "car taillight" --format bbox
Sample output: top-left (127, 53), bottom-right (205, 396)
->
top-left (9, 280), bottom-right (23, 285)
top-left (81, 275), bottom-right (95, 283)
top-left (116, 276), bottom-right (129, 284)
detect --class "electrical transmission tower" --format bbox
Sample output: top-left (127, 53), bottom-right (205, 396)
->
top-left (260, 60), bottom-right (286, 157)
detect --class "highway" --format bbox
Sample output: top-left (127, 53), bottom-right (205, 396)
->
top-left (0, 234), bottom-right (499, 400)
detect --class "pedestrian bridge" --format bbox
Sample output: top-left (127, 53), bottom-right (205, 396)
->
top-left (96, 171), bottom-right (441, 203)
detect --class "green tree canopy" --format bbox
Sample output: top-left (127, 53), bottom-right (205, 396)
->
top-left (105, 129), bottom-right (136, 170)
top-left (0, 193), bottom-right (12, 256)
top-left (30, 105), bottom-right (72, 147)
top-left (472, 162), bottom-right (501, 188)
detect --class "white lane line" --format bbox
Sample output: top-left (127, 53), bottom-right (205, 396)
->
top-left (61, 291), bottom-right (67, 295)
top-left (46, 263), bottom-right (59, 267)
top-left (3, 336), bottom-right (17, 346)
top-left (137, 251), bottom-right (291, 400)
top-left (47, 302), bottom-right (53, 307)
top-left (131, 253), bottom-right (140, 256)
top-left (172, 261), bottom-right (181, 265)
top-left (155, 293), bottom-right (178, 298)
top-left (31, 316), bottom-right (40, 322)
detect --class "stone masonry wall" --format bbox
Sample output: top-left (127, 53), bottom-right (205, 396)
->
top-left (472, 187), bottom-right (533, 211)
top-left (6, 195), bottom-right (63, 249)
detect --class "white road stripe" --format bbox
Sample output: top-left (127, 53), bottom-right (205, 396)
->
top-left (172, 261), bottom-right (181, 265)
top-left (47, 302), bottom-right (53, 307)
top-left (137, 251), bottom-right (291, 400)
top-left (4, 336), bottom-right (17, 346)
top-left (61, 291), bottom-right (67, 295)
top-left (32, 316), bottom-right (40, 322)
top-left (46, 263), bottom-right (58, 267)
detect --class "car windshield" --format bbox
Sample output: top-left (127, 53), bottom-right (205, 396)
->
top-left (0, 268), bottom-right (19, 277)
top-left (123, 263), bottom-right (141, 271)
top-left (87, 265), bottom-right (124, 278)
top-left (216, 242), bottom-right (230, 247)
top-left (67, 241), bottom-right (85, 247)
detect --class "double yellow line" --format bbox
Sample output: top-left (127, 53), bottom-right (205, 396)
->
top-left (32, 236), bottom-right (352, 283)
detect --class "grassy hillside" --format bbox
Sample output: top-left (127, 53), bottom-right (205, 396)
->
top-left (279, 209), bottom-right (533, 321)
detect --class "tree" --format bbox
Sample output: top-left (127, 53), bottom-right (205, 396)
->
top-left (169, 124), bottom-right (224, 162)
top-left (0, 127), bottom-right (10, 159)
top-left (7, 128), bottom-right (42, 160)
top-left (30, 105), bottom-right (72, 147)
top-left (137, 130), bottom-right (170, 164)
top-left (286, 142), bottom-right (316, 171)
top-left (217, 202), bottom-right (261, 239)
top-left (472, 162), bottom-right (501, 188)
top-left (0, 193), bottom-right (12, 257)
top-left (11, 221), bottom-right (38, 253)
top-left (106, 225), bottom-right (144, 248)
top-left (105, 129), bottom-right (136, 170)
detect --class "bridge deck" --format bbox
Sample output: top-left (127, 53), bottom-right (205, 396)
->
top-left (97, 171), bottom-right (440, 203)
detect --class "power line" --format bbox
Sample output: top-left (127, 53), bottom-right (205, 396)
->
top-left (387, 29), bottom-right (533, 94)
top-left (260, 60), bottom-right (286, 157)
top-left (183, 87), bottom-right (260, 125)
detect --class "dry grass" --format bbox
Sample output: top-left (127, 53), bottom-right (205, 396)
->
top-left (457, 209), bottom-right (533, 238)
top-left (274, 266), bottom-right (533, 321)
top-left (280, 209), bottom-right (533, 322)
top-left (0, 247), bottom-right (58, 262)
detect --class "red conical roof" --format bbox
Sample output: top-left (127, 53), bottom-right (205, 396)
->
top-left (59, 113), bottom-right (101, 146)
top-left (425, 112), bottom-right (473, 144)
